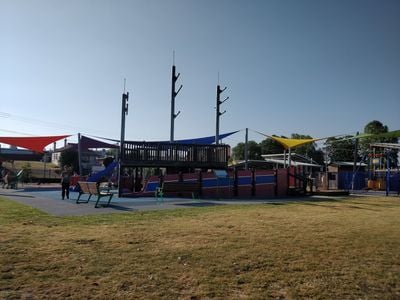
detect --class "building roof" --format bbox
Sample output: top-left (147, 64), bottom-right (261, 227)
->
top-left (261, 153), bottom-right (322, 167)
top-left (262, 158), bottom-right (322, 167)
top-left (0, 148), bottom-right (44, 161)
top-left (370, 143), bottom-right (400, 150)
top-left (229, 160), bottom-right (275, 169)
top-left (230, 158), bottom-right (322, 168)
top-left (330, 161), bottom-right (367, 167)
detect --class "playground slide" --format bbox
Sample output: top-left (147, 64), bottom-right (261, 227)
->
top-left (86, 161), bottom-right (118, 183)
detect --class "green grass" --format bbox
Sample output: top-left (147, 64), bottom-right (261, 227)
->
top-left (0, 196), bottom-right (399, 299)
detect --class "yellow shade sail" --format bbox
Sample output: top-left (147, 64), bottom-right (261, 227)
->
top-left (270, 136), bottom-right (323, 149)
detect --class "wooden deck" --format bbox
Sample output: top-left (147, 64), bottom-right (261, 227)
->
top-left (121, 141), bottom-right (230, 169)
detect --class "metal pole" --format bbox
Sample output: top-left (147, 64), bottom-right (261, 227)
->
top-left (386, 150), bottom-right (390, 196)
top-left (288, 147), bottom-right (292, 169)
top-left (283, 149), bottom-right (287, 168)
top-left (170, 65), bottom-right (176, 142)
top-left (77, 133), bottom-right (83, 175)
top-left (215, 85), bottom-right (220, 144)
top-left (170, 65), bottom-right (182, 142)
top-left (119, 92), bottom-right (129, 197)
top-left (352, 132), bottom-right (359, 190)
top-left (120, 93), bottom-right (128, 161)
top-left (215, 84), bottom-right (228, 144)
top-left (244, 128), bottom-right (249, 170)
top-left (43, 153), bottom-right (46, 179)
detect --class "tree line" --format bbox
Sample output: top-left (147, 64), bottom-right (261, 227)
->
top-left (232, 120), bottom-right (398, 167)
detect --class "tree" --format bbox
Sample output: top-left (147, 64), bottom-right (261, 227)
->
top-left (59, 149), bottom-right (79, 174)
top-left (232, 141), bottom-right (262, 161)
top-left (103, 156), bottom-right (115, 168)
top-left (324, 136), bottom-right (357, 163)
top-left (259, 138), bottom-right (284, 155)
top-left (106, 148), bottom-right (118, 157)
top-left (290, 133), bottom-right (324, 165)
top-left (360, 120), bottom-right (389, 154)
top-left (360, 120), bottom-right (398, 167)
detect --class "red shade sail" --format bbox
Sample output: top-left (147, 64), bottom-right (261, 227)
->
top-left (0, 135), bottom-right (71, 153)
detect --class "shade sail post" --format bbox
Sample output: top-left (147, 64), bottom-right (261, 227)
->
top-left (244, 128), bottom-right (249, 170)
top-left (77, 133), bottom-right (83, 175)
top-left (283, 149), bottom-right (287, 168)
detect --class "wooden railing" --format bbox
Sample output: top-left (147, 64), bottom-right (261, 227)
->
top-left (121, 141), bottom-right (230, 169)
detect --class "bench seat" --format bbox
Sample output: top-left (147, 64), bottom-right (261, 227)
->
top-left (77, 181), bottom-right (114, 208)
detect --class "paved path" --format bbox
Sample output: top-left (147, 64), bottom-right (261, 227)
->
top-left (0, 187), bottom-right (282, 217)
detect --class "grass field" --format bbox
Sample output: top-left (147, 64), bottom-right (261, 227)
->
top-left (0, 196), bottom-right (399, 299)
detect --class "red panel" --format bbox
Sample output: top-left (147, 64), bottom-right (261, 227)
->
top-left (255, 185), bottom-right (275, 197)
top-left (237, 186), bottom-right (252, 197)
top-left (201, 188), bottom-right (218, 198)
top-left (201, 172), bottom-right (235, 198)
top-left (255, 169), bottom-right (275, 176)
top-left (255, 169), bottom-right (274, 197)
top-left (237, 170), bottom-right (253, 197)
top-left (183, 173), bottom-right (199, 181)
top-left (163, 174), bottom-right (179, 182)
top-left (201, 172), bottom-right (217, 179)
top-left (238, 170), bottom-right (252, 177)
top-left (277, 168), bottom-right (288, 196)
top-left (289, 166), bottom-right (296, 187)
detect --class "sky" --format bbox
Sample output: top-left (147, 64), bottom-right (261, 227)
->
top-left (1, 0), bottom-right (399, 150)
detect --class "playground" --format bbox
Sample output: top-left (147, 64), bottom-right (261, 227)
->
top-left (1, 119), bottom-right (400, 200)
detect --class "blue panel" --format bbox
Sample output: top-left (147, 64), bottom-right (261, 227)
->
top-left (218, 177), bottom-right (232, 186)
top-left (146, 182), bottom-right (159, 192)
top-left (202, 178), bottom-right (218, 188)
top-left (390, 173), bottom-right (399, 192)
top-left (202, 178), bottom-right (233, 188)
top-left (255, 175), bottom-right (275, 184)
top-left (338, 172), bottom-right (367, 190)
top-left (238, 177), bottom-right (252, 185)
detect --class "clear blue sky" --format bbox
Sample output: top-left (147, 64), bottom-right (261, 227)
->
top-left (1, 0), bottom-right (399, 149)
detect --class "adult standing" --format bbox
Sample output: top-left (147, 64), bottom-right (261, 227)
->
top-left (61, 165), bottom-right (72, 200)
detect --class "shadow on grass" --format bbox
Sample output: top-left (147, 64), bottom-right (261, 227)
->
top-left (103, 204), bottom-right (136, 212)
top-left (0, 193), bottom-right (35, 198)
top-left (262, 197), bottom-right (342, 206)
top-left (175, 202), bottom-right (225, 207)
top-left (300, 201), bottom-right (380, 211)
top-left (261, 197), bottom-right (383, 211)
top-left (345, 200), bottom-right (400, 209)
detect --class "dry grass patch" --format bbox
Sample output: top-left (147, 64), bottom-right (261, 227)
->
top-left (0, 196), bottom-right (399, 299)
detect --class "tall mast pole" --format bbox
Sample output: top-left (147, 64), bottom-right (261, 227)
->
top-left (244, 128), bottom-right (249, 170)
top-left (119, 89), bottom-right (129, 197)
top-left (170, 52), bottom-right (182, 142)
top-left (215, 84), bottom-right (229, 144)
